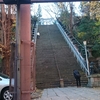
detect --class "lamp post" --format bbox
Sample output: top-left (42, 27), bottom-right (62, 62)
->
top-left (83, 41), bottom-right (90, 75)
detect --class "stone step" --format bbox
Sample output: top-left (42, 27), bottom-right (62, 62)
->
top-left (36, 25), bottom-right (88, 89)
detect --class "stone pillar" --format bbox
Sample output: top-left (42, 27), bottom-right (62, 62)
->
top-left (87, 74), bottom-right (100, 87)
top-left (60, 78), bottom-right (64, 87)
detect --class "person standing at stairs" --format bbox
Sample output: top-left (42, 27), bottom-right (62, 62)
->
top-left (73, 69), bottom-right (81, 87)
top-left (37, 32), bottom-right (40, 39)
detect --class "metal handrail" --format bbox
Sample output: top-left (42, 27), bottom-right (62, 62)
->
top-left (56, 20), bottom-right (88, 75)
top-left (32, 22), bottom-right (38, 44)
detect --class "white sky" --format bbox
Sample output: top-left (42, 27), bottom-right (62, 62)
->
top-left (31, 2), bottom-right (81, 18)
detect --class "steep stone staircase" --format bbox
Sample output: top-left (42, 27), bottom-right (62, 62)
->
top-left (36, 24), bottom-right (88, 89)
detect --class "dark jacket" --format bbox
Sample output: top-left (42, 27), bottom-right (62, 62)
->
top-left (73, 70), bottom-right (81, 79)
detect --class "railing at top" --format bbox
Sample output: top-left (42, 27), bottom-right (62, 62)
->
top-left (39, 18), bottom-right (55, 25)
top-left (56, 20), bottom-right (89, 76)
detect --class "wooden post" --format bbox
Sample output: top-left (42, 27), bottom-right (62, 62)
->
top-left (16, 4), bottom-right (31, 100)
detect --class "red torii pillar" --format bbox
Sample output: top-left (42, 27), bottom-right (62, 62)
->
top-left (17, 4), bottom-right (31, 100)
top-left (0, 1), bottom-right (32, 100)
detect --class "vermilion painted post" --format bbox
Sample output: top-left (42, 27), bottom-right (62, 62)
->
top-left (31, 43), bottom-right (36, 91)
top-left (33, 44), bottom-right (36, 91)
top-left (19, 4), bottom-right (31, 100)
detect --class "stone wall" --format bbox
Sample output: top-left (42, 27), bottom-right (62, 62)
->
top-left (87, 74), bottom-right (100, 87)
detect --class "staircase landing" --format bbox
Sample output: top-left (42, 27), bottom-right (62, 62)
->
top-left (33, 87), bottom-right (100, 100)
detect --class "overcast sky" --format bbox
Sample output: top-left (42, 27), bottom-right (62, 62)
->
top-left (31, 2), bottom-right (81, 18)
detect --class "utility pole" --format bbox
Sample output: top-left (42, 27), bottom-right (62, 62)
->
top-left (16, 4), bottom-right (20, 100)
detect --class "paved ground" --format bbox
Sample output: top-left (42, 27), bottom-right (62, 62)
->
top-left (32, 87), bottom-right (100, 100)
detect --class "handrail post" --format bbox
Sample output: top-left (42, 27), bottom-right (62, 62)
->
top-left (83, 41), bottom-right (90, 75)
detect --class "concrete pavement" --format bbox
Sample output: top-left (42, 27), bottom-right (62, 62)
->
top-left (32, 87), bottom-right (100, 100)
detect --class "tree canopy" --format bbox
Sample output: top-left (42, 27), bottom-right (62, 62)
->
top-left (57, 2), bottom-right (100, 58)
